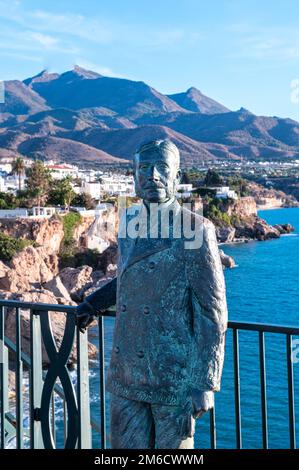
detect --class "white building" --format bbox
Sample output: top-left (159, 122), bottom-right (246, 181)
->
top-left (46, 163), bottom-right (79, 180)
top-left (214, 186), bottom-right (238, 200)
top-left (99, 175), bottom-right (135, 196)
top-left (176, 183), bottom-right (194, 198)
top-left (0, 175), bottom-right (5, 192)
top-left (80, 181), bottom-right (102, 199)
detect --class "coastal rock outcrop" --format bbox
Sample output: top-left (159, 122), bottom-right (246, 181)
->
top-left (59, 265), bottom-right (93, 302)
top-left (273, 223), bottom-right (295, 234)
top-left (234, 216), bottom-right (281, 241)
top-left (0, 246), bottom-right (59, 292)
top-left (0, 216), bottom-right (64, 254)
top-left (216, 226), bottom-right (236, 243)
top-left (219, 250), bottom-right (236, 268)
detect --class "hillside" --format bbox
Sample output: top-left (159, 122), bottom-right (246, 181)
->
top-left (168, 87), bottom-right (229, 114)
top-left (0, 66), bottom-right (299, 166)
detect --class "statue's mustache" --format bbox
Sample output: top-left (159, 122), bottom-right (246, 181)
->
top-left (144, 182), bottom-right (165, 190)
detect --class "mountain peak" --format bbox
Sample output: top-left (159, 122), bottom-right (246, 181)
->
top-left (168, 88), bottom-right (229, 114)
top-left (71, 65), bottom-right (102, 79)
top-left (237, 107), bottom-right (253, 115)
top-left (23, 69), bottom-right (60, 87)
top-left (186, 86), bottom-right (202, 95)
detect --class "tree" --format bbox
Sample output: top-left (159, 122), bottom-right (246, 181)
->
top-left (25, 160), bottom-right (52, 208)
top-left (204, 169), bottom-right (223, 187)
top-left (48, 177), bottom-right (76, 210)
top-left (72, 192), bottom-right (96, 209)
top-left (11, 157), bottom-right (26, 191)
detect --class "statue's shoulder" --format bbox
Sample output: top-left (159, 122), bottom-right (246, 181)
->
top-left (180, 205), bottom-right (215, 232)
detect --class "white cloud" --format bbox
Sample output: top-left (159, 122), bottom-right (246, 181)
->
top-left (227, 23), bottom-right (299, 62)
top-left (30, 32), bottom-right (59, 48)
top-left (74, 59), bottom-right (127, 78)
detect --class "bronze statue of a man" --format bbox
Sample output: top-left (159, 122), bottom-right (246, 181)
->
top-left (77, 140), bottom-right (228, 449)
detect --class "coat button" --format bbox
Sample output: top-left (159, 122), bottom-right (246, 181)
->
top-left (114, 346), bottom-right (120, 354)
top-left (143, 306), bottom-right (150, 314)
top-left (137, 351), bottom-right (144, 358)
top-left (121, 304), bottom-right (126, 312)
top-left (149, 261), bottom-right (155, 269)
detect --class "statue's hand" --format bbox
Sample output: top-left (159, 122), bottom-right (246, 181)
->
top-left (76, 301), bottom-right (96, 333)
top-left (191, 390), bottom-right (214, 419)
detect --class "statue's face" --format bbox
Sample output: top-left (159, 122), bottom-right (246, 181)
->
top-left (134, 149), bottom-right (181, 203)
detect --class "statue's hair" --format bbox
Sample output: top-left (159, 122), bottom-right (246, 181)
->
top-left (134, 139), bottom-right (180, 168)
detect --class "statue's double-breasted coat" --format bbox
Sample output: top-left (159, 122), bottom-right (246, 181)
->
top-left (90, 198), bottom-right (228, 406)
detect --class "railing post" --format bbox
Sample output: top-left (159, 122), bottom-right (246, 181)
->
top-left (0, 305), bottom-right (5, 449)
top-left (15, 307), bottom-right (23, 449)
top-left (286, 334), bottom-right (296, 449)
top-left (259, 331), bottom-right (268, 449)
top-left (76, 326), bottom-right (91, 449)
top-left (98, 316), bottom-right (106, 449)
top-left (30, 310), bottom-right (44, 449)
top-left (233, 329), bottom-right (242, 449)
top-left (209, 404), bottom-right (216, 449)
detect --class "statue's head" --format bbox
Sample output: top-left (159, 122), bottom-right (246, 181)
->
top-left (134, 139), bottom-right (181, 203)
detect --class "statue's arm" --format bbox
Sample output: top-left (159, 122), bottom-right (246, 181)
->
top-left (186, 219), bottom-right (228, 403)
top-left (76, 277), bottom-right (117, 332)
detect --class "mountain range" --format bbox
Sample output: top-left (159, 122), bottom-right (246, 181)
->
top-left (1, 65), bottom-right (299, 167)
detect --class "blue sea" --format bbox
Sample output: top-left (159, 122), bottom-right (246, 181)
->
top-left (87, 208), bottom-right (299, 449)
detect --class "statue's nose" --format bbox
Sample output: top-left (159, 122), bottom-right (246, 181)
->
top-left (148, 166), bottom-right (159, 180)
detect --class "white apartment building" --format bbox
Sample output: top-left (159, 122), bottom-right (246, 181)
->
top-left (80, 181), bottom-right (102, 199)
top-left (214, 186), bottom-right (238, 200)
top-left (176, 183), bottom-right (194, 198)
top-left (46, 163), bottom-right (79, 179)
top-left (99, 175), bottom-right (135, 196)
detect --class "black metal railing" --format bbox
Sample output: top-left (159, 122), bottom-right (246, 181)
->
top-left (0, 299), bottom-right (298, 449)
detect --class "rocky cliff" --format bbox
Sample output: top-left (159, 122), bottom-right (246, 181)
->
top-left (246, 181), bottom-right (299, 209)
top-left (206, 196), bottom-right (295, 243)
top-left (0, 212), bottom-right (118, 366)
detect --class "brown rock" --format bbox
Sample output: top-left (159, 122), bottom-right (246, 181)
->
top-left (59, 265), bottom-right (93, 301)
top-left (219, 249), bottom-right (236, 268)
top-left (7, 246), bottom-right (59, 292)
top-left (0, 216), bottom-right (64, 254)
top-left (273, 223), bottom-right (295, 234)
top-left (43, 276), bottom-right (73, 302)
top-left (216, 226), bottom-right (236, 243)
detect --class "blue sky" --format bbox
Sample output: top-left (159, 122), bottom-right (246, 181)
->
top-left (1, 0), bottom-right (299, 120)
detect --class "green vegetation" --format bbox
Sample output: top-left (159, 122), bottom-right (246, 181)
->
top-left (0, 192), bottom-right (19, 209)
top-left (59, 248), bottom-right (100, 270)
top-left (0, 232), bottom-right (35, 261)
top-left (59, 211), bottom-right (83, 264)
top-left (60, 212), bottom-right (82, 246)
top-left (204, 168), bottom-right (224, 187)
top-left (203, 197), bottom-right (232, 225)
top-left (11, 157), bottom-right (26, 191)
top-left (226, 176), bottom-right (250, 197)
top-left (48, 177), bottom-right (76, 209)
top-left (71, 192), bottom-right (96, 209)
top-left (25, 160), bottom-right (53, 207)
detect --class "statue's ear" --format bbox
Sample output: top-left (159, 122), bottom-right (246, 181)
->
top-left (176, 168), bottom-right (182, 184)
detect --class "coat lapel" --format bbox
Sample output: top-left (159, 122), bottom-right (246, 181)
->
top-left (118, 199), bottom-right (181, 278)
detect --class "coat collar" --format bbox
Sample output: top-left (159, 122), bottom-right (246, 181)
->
top-left (118, 197), bottom-right (182, 277)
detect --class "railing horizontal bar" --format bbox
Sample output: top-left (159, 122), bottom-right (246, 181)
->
top-left (1, 299), bottom-right (299, 335)
top-left (0, 300), bottom-right (76, 313)
top-left (228, 321), bottom-right (299, 336)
